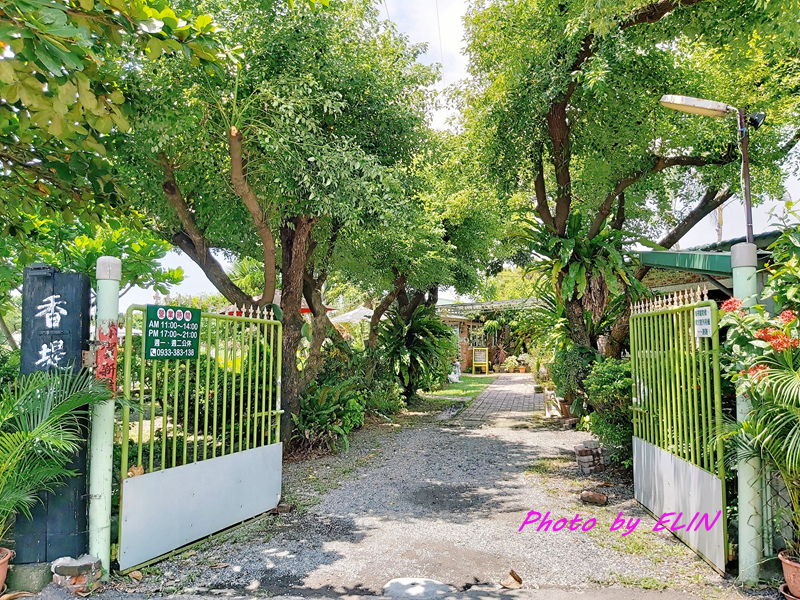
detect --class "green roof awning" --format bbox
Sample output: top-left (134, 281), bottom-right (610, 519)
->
top-left (638, 251), bottom-right (732, 276)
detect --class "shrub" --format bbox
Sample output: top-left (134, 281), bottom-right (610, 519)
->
top-left (584, 358), bottom-right (633, 468)
top-left (551, 344), bottom-right (596, 399)
top-left (516, 353), bottom-right (531, 367)
top-left (0, 348), bottom-right (19, 389)
top-left (503, 355), bottom-right (519, 371)
top-left (292, 378), bottom-right (365, 451)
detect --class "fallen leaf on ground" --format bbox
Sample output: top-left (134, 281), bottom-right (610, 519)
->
top-left (128, 571), bottom-right (143, 582)
top-left (597, 481), bottom-right (613, 487)
top-left (209, 563), bottom-right (229, 569)
top-left (1, 592), bottom-right (35, 600)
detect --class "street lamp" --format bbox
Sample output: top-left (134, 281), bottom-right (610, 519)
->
top-left (659, 94), bottom-right (766, 244)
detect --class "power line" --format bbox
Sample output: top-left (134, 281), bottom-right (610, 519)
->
top-left (435, 0), bottom-right (445, 86)
top-left (383, 0), bottom-right (391, 21)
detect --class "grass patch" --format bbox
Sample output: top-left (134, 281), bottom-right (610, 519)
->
top-left (525, 456), bottom-right (574, 475)
top-left (606, 572), bottom-right (669, 590)
top-left (428, 375), bottom-right (497, 401)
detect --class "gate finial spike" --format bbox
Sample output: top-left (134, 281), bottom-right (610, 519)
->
top-left (703, 284), bottom-right (708, 301)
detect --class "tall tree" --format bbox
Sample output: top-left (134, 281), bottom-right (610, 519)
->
top-left (463, 0), bottom-right (800, 356)
top-left (116, 0), bottom-right (435, 442)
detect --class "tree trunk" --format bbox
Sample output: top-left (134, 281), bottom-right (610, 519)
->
top-left (278, 216), bottom-right (314, 447)
top-left (302, 272), bottom-right (348, 386)
top-left (0, 312), bottom-right (18, 350)
top-left (565, 297), bottom-right (592, 348)
top-left (365, 272), bottom-right (407, 349)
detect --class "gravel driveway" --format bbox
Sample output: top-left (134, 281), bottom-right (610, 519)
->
top-left (43, 376), bottom-right (780, 600)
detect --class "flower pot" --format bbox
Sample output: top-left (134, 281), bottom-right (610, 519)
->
top-left (518, 367), bottom-right (527, 373)
top-left (0, 548), bottom-right (14, 591)
top-left (780, 551), bottom-right (800, 597)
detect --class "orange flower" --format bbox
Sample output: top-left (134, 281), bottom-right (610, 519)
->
top-left (779, 310), bottom-right (797, 325)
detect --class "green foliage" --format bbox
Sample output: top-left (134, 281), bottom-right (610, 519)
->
top-left (762, 225), bottom-right (800, 312)
top-left (379, 306), bottom-right (458, 401)
top-left (0, 348), bottom-right (19, 389)
top-left (0, 0), bottom-right (224, 238)
top-left (551, 343), bottom-right (597, 400)
top-left (292, 378), bottom-right (365, 452)
top-left (584, 358), bottom-right (634, 468)
top-left (0, 370), bottom-right (112, 540)
top-left (502, 355), bottom-right (519, 371)
top-left (585, 358), bottom-right (633, 414)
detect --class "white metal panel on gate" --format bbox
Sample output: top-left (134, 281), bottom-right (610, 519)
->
top-left (633, 437), bottom-right (725, 572)
top-left (119, 442), bottom-right (282, 570)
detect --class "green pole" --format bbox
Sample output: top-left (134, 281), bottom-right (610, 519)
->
top-left (89, 256), bottom-right (121, 579)
top-left (732, 242), bottom-right (762, 585)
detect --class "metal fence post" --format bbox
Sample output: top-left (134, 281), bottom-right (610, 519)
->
top-left (89, 257), bottom-right (121, 579)
top-left (731, 242), bottom-right (762, 585)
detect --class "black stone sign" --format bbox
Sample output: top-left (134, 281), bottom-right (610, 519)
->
top-left (16, 265), bottom-right (91, 563)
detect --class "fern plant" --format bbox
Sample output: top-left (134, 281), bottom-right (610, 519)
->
top-left (0, 370), bottom-right (112, 541)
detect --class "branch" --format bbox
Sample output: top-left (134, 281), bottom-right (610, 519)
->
top-left (366, 272), bottom-right (408, 348)
top-left (228, 127), bottom-right (278, 305)
top-left (611, 192), bottom-right (626, 230)
top-left (634, 186), bottom-right (732, 281)
top-left (565, 0), bottom-right (707, 104)
top-left (0, 313), bottom-right (18, 351)
top-left (159, 159), bottom-right (254, 307)
top-left (588, 151), bottom-right (735, 238)
top-left (171, 231), bottom-right (255, 308)
top-left (533, 152), bottom-right (555, 229)
top-left (780, 129), bottom-right (800, 156)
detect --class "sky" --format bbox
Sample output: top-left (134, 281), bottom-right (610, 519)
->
top-left (120, 0), bottom-right (799, 310)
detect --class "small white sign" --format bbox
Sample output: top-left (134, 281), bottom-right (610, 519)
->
top-left (694, 306), bottom-right (712, 338)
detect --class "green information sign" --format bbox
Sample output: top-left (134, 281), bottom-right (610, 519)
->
top-left (144, 304), bottom-right (201, 360)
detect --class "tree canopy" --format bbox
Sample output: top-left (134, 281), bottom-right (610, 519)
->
top-left (462, 0), bottom-right (800, 355)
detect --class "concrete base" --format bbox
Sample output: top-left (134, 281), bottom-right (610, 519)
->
top-left (7, 562), bottom-right (53, 592)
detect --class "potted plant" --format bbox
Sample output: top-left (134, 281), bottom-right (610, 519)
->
top-left (0, 370), bottom-right (112, 589)
top-left (718, 301), bottom-right (800, 595)
top-left (517, 354), bottom-right (531, 373)
top-left (502, 356), bottom-right (519, 373)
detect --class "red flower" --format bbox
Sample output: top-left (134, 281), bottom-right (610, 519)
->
top-left (721, 298), bottom-right (743, 313)
top-left (748, 364), bottom-right (769, 381)
top-left (779, 310), bottom-right (797, 325)
top-left (756, 327), bottom-right (779, 341)
top-left (770, 334), bottom-right (800, 352)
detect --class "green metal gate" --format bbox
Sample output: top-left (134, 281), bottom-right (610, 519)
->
top-left (117, 303), bottom-right (283, 571)
top-left (630, 287), bottom-right (727, 572)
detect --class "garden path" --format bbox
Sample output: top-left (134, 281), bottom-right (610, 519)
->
top-left (457, 374), bottom-right (542, 424)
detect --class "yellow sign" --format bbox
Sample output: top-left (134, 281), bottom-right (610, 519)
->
top-left (472, 347), bottom-right (489, 374)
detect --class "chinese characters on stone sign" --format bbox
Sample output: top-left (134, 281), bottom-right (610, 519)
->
top-left (35, 294), bottom-right (69, 367)
top-left (35, 294), bottom-right (68, 328)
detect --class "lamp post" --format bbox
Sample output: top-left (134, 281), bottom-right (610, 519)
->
top-left (660, 94), bottom-right (766, 585)
top-left (659, 94), bottom-right (765, 244)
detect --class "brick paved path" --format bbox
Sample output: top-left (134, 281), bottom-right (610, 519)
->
top-left (457, 373), bottom-right (543, 424)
